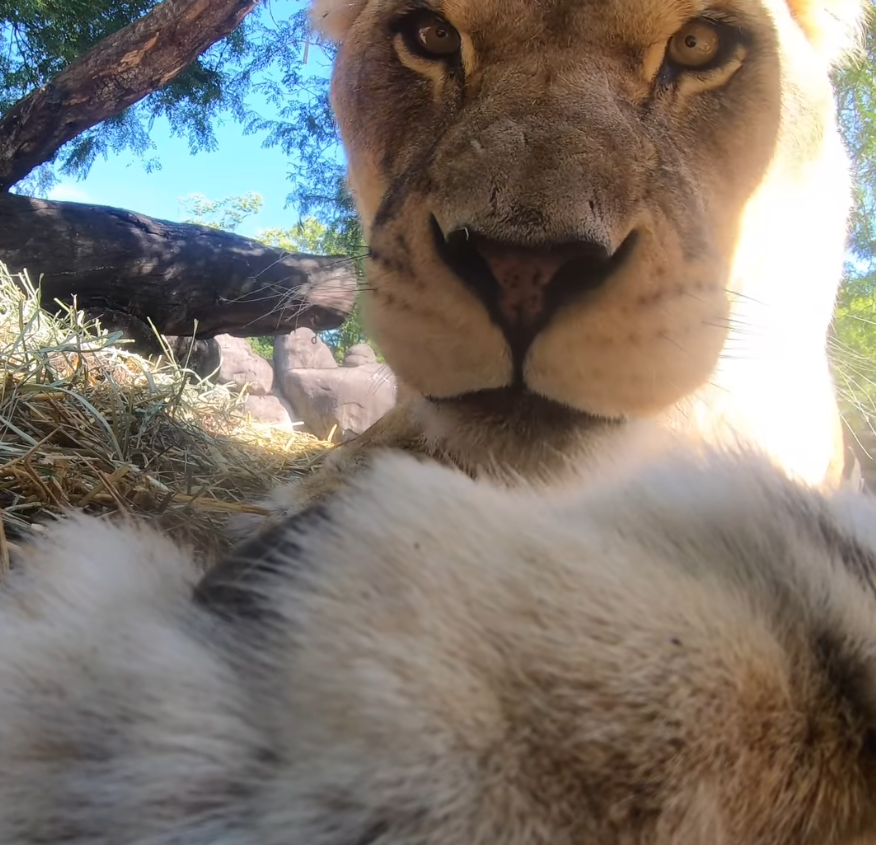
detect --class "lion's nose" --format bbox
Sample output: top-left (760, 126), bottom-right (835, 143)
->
top-left (437, 222), bottom-right (635, 346)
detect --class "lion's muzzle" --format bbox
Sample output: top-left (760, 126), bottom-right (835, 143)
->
top-left (432, 216), bottom-right (638, 356)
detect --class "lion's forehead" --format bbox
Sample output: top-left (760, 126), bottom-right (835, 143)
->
top-left (378, 0), bottom-right (773, 46)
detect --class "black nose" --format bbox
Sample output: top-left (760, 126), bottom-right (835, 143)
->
top-left (432, 218), bottom-right (636, 348)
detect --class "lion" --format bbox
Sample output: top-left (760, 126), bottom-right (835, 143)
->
top-left (245, 0), bottom-right (867, 528)
top-left (4, 447), bottom-right (876, 843)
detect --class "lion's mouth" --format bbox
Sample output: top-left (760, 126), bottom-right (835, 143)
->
top-left (427, 386), bottom-right (617, 429)
top-left (430, 215), bottom-right (637, 368)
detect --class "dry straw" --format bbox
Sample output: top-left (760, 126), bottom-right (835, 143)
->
top-left (0, 261), bottom-right (332, 568)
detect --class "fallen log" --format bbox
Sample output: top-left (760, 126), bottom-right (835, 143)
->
top-left (0, 193), bottom-right (357, 337)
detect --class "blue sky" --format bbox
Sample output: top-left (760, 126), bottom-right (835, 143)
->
top-left (45, 119), bottom-right (307, 238)
top-left (38, 4), bottom-right (335, 240)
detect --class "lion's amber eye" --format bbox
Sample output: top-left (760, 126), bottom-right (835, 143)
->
top-left (401, 12), bottom-right (461, 59)
top-left (666, 20), bottom-right (722, 69)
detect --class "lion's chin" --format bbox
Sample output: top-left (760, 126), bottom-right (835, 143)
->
top-left (426, 386), bottom-right (618, 430)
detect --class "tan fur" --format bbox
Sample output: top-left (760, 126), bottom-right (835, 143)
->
top-left (6, 450), bottom-right (876, 842)
top-left (251, 0), bottom-right (867, 526)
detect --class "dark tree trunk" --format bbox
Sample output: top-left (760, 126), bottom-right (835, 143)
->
top-left (0, 193), bottom-right (356, 337)
top-left (0, 0), bottom-right (262, 191)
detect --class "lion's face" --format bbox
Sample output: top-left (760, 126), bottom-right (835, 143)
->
top-left (315, 0), bottom-right (859, 427)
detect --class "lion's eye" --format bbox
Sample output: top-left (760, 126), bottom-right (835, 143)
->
top-left (400, 12), bottom-right (461, 59)
top-left (666, 20), bottom-right (722, 69)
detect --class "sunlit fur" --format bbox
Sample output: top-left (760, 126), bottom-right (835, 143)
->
top-left (251, 0), bottom-right (866, 528)
top-left (6, 448), bottom-right (876, 843)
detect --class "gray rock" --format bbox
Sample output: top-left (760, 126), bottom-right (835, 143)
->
top-left (343, 344), bottom-right (377, 367)
top-left (279, 362), bottom-right (397, 442)
top-left (274, 328), bottom-right (337, 372)
top-left (215, 334), bottom-right (275, 396)
top-left (243, 394), bottom-right (298, 428)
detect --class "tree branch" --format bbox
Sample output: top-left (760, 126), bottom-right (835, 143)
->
top-left (0, 0), bottom-right (262, 190)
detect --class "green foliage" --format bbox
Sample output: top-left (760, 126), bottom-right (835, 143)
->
top-left (179, 191), bottom-right (263, 232)
top-left (259, 214), bottom-right (366, 269)
top-left (242, 36), bottom-right (362, 247)
top-left (832, 5), bottom-right (876, 428)
top-left (831, 279), bottom-right (876, 431)
top-left (247, 335), bottom-right (274, 360)
top-left (260, 217), bottom-right (348, 254)
top-left (835, 10), bottom-right (876, 277)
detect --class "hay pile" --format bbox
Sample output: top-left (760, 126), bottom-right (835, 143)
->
top-left (0, 262), bottom-right (332, 568)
